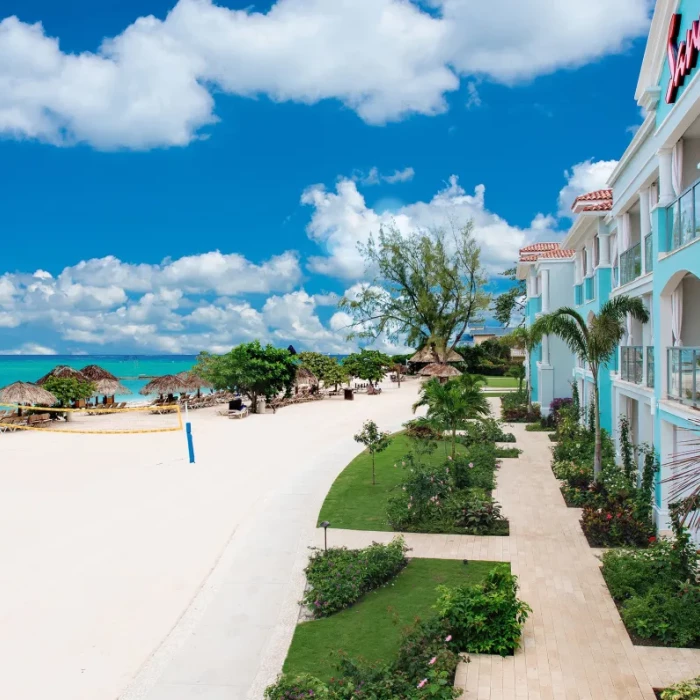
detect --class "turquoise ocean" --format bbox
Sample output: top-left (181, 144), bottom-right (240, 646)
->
top-left (0, 355), bottom-right (198, 403)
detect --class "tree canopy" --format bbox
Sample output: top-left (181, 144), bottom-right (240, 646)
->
top-left (195, 341), bottom-right (297, 411)
top-left (298, 351), bottom-right (348, 390)
top-left (493, 266), bottom-right (526, 328)
top-left (339, 222), bottom-right (490, 360)
top-left (42, 376), bottom-right (95, 407)
top-left (343, 349), bottom-right (391, 385)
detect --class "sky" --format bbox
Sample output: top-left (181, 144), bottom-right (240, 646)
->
top-left (0, 0), bottom-right (653, 355)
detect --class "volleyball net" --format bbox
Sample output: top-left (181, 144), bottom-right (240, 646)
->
top-left (0, 403), bottom-right (184, 435)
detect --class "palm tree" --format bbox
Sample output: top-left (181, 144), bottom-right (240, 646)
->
top-left (531, 296), bottom-right (649, 480)
top-left (412, 373), bottom-right (490, 458)
top-left (502, 327), bottom-right (536, 410)
top-left (662, 421), bottom-right (700, 531)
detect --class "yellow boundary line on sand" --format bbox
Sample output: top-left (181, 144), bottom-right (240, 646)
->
top-left (0, 404), bottom-right (184, 435)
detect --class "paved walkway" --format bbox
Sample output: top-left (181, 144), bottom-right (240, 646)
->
top-left (319, 417), bottom-right (700, 700)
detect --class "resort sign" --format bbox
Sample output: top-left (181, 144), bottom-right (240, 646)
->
top-left (666, 13), bottom-right (700, 103)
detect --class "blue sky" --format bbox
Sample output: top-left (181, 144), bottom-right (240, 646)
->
top-left (0, 0), bottom-right (653, 354)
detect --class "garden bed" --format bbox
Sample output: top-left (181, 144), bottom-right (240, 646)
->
top-left (284, 557), bottom-right (498, 681)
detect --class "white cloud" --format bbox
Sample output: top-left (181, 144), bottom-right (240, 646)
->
top-left (465, 81), bottom-right (482, 109)
top-left (303, 175), bottom-right (560, 279)
top-left (557, 159), bottom-right (618, 217)
top-left (0, 0), bottom-right (650, 149)
top-left (355, 166), bottom-right (415, 186)
top-left (0, 342), bottom-right (56, 355)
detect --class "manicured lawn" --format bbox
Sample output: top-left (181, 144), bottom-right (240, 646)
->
top-left (283, 558), bottom-right (499, 682)
top-left (483, 376), bottom-right (518, 388)
top-left (318, 433), bottom-right (466, 531)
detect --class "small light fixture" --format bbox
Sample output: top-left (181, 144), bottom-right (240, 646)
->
top-left (320, 521), bottom-right (331, 551)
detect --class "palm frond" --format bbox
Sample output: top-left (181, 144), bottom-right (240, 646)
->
top-left (599, 296), bottom-right (650, 325)
top-left (532, 312), bottom-right (588, 360)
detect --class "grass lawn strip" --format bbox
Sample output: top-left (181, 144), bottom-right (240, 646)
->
top-left (283, 558), bottom-right (498, 682)
top-left (482, 376), bottom-right (518, 388)
top-left (318, 433), bottom-right (467, 531)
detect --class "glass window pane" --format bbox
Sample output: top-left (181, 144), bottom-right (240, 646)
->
top-left (680, 190), bottom-right (693, 247)
top-left (671, 201), bottom-right (681, 250)
top-left (694, 185), bottom-right (700, 241)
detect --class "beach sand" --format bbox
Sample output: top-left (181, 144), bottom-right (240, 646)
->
top-left (0, 378), bottom-right (423, 700)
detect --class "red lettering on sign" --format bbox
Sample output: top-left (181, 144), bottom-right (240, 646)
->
top-left (667, 13), bottom-right (700, 103)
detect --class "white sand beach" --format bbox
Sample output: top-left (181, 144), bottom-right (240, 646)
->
top-left (0, 379), bottom-right (423, 700)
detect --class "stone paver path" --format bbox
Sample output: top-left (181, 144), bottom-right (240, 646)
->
top-left (319, 419), bottom-right (700, 700)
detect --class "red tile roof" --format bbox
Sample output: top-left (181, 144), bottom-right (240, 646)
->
top-left (580, 201), bottom-right (613, 212)
top-left (539, 249), bottom-right (576, 259)
top-left (519, 242), bottom-right (559, 253)
top-left (520, 254), bottom-right (539, 262)
top-left (574, 189), bottom-right (613, 203)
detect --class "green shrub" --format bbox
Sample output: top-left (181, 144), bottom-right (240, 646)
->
top-left (303, 539), bottom-right (407, 617)
top-left (661, 676), bottom-right (700, 700)
top-left (403, 417), bottom-right (442, 442)
top-left (452, 453), bottom-right (495, 491)
top-left (580, 502), bottom-right (655, 548)
top-left (495, 447), bottom-right (521, 458)
top-left (444, 488), bottom-right (509, 535)
top-left (436, 566), bottom-right (531, 656)
top-left (460, 418), bottom-right (515, 445)
top-left (621, 583), bottom-right (700, 647)
top-left (552, 460), bottom-right (593, 489)
top-left (525, 423), bottom-right (555, 432)
top-left (264, 674), bottom-right (330, 700)
top-left (500, 392), bottom-right (540, 422)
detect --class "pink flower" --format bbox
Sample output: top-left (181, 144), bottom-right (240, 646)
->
top-left (445, 635), bottom-right (452, 642)
top-left (469, 462), bottom-right (474, 469)
top-left (417, 679), bottom-right (428, 689)
top-left (429, 656), bottom-right (437, 665)
top-left (447, 455), bottom-right (452, 461)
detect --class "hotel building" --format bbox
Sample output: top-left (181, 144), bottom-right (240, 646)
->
top-left (519, 0), bottom-right (700, 540)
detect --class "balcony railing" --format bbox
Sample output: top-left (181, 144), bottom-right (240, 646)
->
top-left (644, 233), bottom-right (653, 273)
top-left (621, 346), bottom-right (643, 384)
top-left (584, 276), bottom-right (594, 301)
top-left (574, 284), bottom-right (583, 306)
top-left (620, 243), bottom-right (642, 286)
top-left (667, 181), bottom-right (700, 252)
top-left (646, 346), bottom-right (654, 388)
top-left (668, 347), bottom-right (700, 406)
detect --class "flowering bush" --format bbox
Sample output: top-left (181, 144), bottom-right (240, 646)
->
top-left (303, 538), bottom-right (407, 617)
top-left (403, 417), bottom-right (442, 442)
top-left (552, 460), bottom-right (593, 489)
top-left (580, 502), bottom-right (654, 548)
top-left (500, 392), bottom-right (540, 422)
top-left (460, 418), bottom-right (515, 445)
top-left (660, 676), bottom-right (700, 700)
top-left (453, 448), bottom-right (497, 490)
top-left (436, 566), bottom-right (531, 656)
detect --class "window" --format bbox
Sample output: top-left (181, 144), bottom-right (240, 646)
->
top-left (593, 236), bottom-right (600, 268)
top-left (582, 248), bottom-right (588, 276)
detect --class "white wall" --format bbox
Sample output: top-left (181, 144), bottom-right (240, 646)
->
top-left (681, 138), bottom-right (700, 192)
top-left (682, 275), bottom-right (700, 346)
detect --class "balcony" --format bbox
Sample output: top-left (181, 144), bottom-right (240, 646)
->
top-left (584, 276), bottom-right (594, 301)
top-left (667, 181), bottom-right (700, 252)
top-left (620, 243), bottom-right (642, 286)
top-left (646, 346), bottom-right (654, 389)
top-left (667, 347), bottom-right (700, 406)
top-left (621, 346), bottom-right (643, 384)
top-left (644, 233), bottom-right (653, 273)
top-left (574, 284), bottom-right (583, 306)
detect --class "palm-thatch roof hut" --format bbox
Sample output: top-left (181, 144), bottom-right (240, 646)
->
top-left (36, 365), bottom-right (89, 385)
top-left (295, 366), bottom-right (318, 388)
top-left (176, 371), bottom-right (213, 396)
top-left (419, 363), bottom-right (462, 383)
top-left (91, 378), bottom-right (129, 397)
top-left (139, 374), bottom-right (189, 397)
top-left (409, 346), bottom-right (463, 367)
top-left (80, 365), bottom-right (118, 382)
top-left (0, 381), bottom-right (58, 407)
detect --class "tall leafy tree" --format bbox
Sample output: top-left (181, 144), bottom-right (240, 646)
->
top-left (412, 374), bottom-right (490, 458)
top-left (531, 296), bottom-right (649, 480)
top-left (343, 349), bottom-right (391, 387)
top-left (42, 377), bottom-right (95, 407)
top-left (339, 222), bottom-right (490, 361)
top-left (298, 352), bottom-right (344, 386)
top-left (493, 266), bottom-right (526, 328)
top-left (195, 341), bottom-right (297, 412)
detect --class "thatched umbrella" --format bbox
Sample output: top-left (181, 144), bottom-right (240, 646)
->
top-left (176, 371), bottom-right (212, 396)
top-left (80, 364), bottom-right (118, 382)
top-left (36, 365), bottom-right (88, 385)
top-left (0, 381), bottom-right (57, 414)
top-left (296, 367), bottom-right (318, 387)
top-left (409, 346), bottom-right (463, 365)
top-left (92, 378), bottom-right (129, 397)
top-left (139, 374), bottom-right (189, 398)
top-left (419, 363), bottom-right (462, 383)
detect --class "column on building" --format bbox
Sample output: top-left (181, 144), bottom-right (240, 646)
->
top-left (639, 189), bottom-right (650, 272)
top-left (541, 269), bottom-right (550, 314)
top-left (658, 148), bottom-right (675, 206)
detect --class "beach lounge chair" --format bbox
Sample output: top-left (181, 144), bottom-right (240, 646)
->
top-left (228, 406), bottom-right (249, 419)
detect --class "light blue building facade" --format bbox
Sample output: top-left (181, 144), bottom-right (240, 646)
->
top-left (521, 0), bottom-right (700, 541)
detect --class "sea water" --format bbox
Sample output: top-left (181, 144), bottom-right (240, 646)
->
top-left (0, 355), bottom-right (198, 403)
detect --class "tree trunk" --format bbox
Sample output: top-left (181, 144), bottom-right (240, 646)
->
top-left (592, 369), bottom-right (602, 482)
top-left (451, 429), bottom-right (457, 459)
top-left (372, 453), bottom-right (376, 485)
